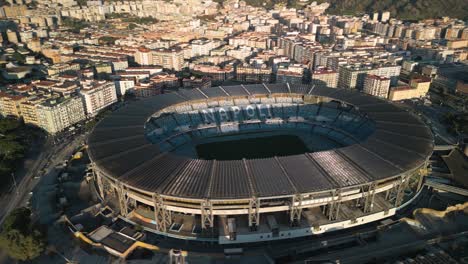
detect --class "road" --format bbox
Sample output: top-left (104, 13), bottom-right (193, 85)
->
top-left (301, 230), bottom-right (468, 264)
top-left (0, 132), bottom-right (87, 264)
top-left (0, 139), bottom-right (52, 224)
top-left (0, 133), bottom-right (87, 225)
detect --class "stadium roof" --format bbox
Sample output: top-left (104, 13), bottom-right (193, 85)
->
top-left (88, 84), bottom-right (434, 199)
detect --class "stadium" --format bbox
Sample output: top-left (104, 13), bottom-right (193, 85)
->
top-left (87, 84), bottom-right (433, 244)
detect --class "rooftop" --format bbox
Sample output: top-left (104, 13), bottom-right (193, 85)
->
top-left (87, 85), bottom-right (433, 200)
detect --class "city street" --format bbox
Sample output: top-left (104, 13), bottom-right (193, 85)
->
top-left (0, 132), bottom-right (87, 263)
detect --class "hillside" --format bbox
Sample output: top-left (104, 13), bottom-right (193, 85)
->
top-left (238, 0), bottom-right (468, 20)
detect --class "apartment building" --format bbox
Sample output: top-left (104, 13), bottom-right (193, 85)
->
top-left (19, 96), bottom-right (51, 126)
top-left (191, 39), bottom-right (222, 58)
top-left (0, 92), bottom-right (26, 117)
top-left (311, 68), bottom-right (338, 88)
top-left (150, 73), bottom-right (180, 89)
top-left (152, 48), bottom-right (185, 71)
top-left (192, 65), bottom-right (235, 82)
top-left (338, 65), bottom-right (374, 90)
top-left (374, 65), bottom-right (401, 86)
top-left (79, 81), bottom-right (118, 116)
top-left (182, 76), bottom-right (212, 89)
top-left (236, 64), bottom-right (273, 83)
top-left (229, 32), bottom-right (269, 49)
top-left (47, 63), bottom-right (81, 76)
top-left (37, 96), bottom-right (86, 134)
top-left (114, 77), bottom-right (136, 96)
top-left (388, 76), bottom-right (431, 101)
top-left (135, 47), bottom-right (153, 66)
top-left (134, 83), bottom-right (163, 98)
top-left (363, 75), bottom-right (390, 99)
top-left (338, 64), bottom-right (400, 90)
top-left (276, 64), bottom-right (305, 84)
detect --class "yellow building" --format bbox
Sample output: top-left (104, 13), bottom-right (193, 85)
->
top-left (42, 48), bottom-right (62, 64)
top-left (19, 96), bottom-right (49, 126)
top-left (447, 40), bottom-right (468, 49)
top-left (1, 5), bottom-right (27, 18)
top-left (388, 76), bottom-right (431, 101)
top-left (28, 38), bottom-right (42, 53)
top-left (0, 92), bottom-right (26, 117)
top-left (46, 63), bottom-right (80, 76)
top-left (95, 63), bottom-right (113, 74)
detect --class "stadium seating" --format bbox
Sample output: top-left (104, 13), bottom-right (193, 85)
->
top-left (145, 97), bottom-right (375, 153)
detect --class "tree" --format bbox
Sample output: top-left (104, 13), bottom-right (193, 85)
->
top-left (61, 17), bottom-right (90, 33)
top-left (128, 23), bottom-right (138, 30)
top-left (76, 0), bottom-right (87, 6)
top-left (0, 118), bottom-right (42, 191)
top-left (0, 118), bottom-right (21, 133)
top-left (98, 36), bottom-right (117, 46)
top-left (0, 139), bottom-right (25, 159)
top-left (0, 208), bottom-right (46, 261)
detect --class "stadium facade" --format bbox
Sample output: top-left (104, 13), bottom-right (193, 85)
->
top-left (87, 84), bottom-right (433, 244)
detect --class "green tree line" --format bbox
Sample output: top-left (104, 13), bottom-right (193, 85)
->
top-left (0, 118), bottom-right (40, 188)
top-left (0, 207), bottom-right (46, 261)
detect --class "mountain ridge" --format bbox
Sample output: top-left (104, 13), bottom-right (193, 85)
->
top-left (232, 0), bottom-right (468, 20)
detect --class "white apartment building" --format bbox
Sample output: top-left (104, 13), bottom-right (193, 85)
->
top-left (374, 65), bottom-right (401, 86)
top-left (380, 11), bottom-right (390, 22)
top-left (114, 78), bottom-right (135, 96)
top-left (338, 64), bottom-right (400, 90)
top-left (338, 65), bottom-right (374, 90)
top-left (79, 81), bottom-right (118, 116)
top-left (190, 39), bottom-right (222, 58)
top-left (363, 74), bottom-right (390, 98)
top-left (37, 96), bottom-right (86, 134)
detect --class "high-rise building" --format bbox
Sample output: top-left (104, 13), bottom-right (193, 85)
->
top-left (338, 65), bottom-right (374, 90)
top-left (371, 12), bottom-right (379, 22)
top-left (135, 47), bottom-right (153, 66)
top-left (311, 68), bottom-right (338, 88)
top-left (152, 48), bottom-right (184, 71)
top-left (380, 11), bottom-right (390, 22)
top-left (402, 61), bottom-right (419, 73)
top-left (79, 81), bottom-right (118, 116)
top-left (374, 65), bottom-right (401, 86)
top-left (363, 75), bottom-right (390, 98)
top-left (37, 96), bottom-right (86, 134)
top-left (0, 5), bottom-right (27, 18)
top-left (190, 39), bottom-right (221, 58)
top-left (6, 30), bottom-right (19, 44)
